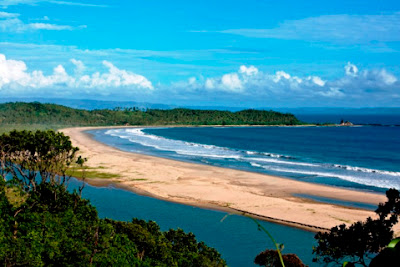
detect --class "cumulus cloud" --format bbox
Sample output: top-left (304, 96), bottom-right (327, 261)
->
top-left (317, 87), bottom-right (344, 97)
top-left (239, 65), bottom-right (258, 76)
top-left (1, 51), bottom-right (399, 106)
top-left (336, 65), bottom-right (398, 95)
top-left (199, 65), bottom-right (326, 95)
top-left (70, 58), bottom-right (85, 74)
top-left (221, 73), bottom-right (243, 91)
top-left (308, 76), bottom-right (326, 87)
top-left (0, 54), bottom-right (153, 94)
top-left (272, 70), bottom-right (292, 82)
top-left (205, 65), bottom-right (261, 92)
top-left (170, 63), bottom-right (399, 105)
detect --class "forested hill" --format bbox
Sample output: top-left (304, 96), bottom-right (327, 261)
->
top-left (0, 102), bottom-right (303, 126)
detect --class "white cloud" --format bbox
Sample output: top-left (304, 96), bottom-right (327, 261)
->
top-left (308, 76), bottom-right (326, 87)
top-left (0, 14), bottom-right (82, 32)
top-left (205, 78), bottom-right (215, 89)
top-left (273, 70), bottom-right (291, 82)
top-left (0, 0), bottom-right (107, 8)
top-left (30, 15), bottom-right (50, 21)
top-left (1, 50), bottom-right (399, 106)
top-left (345, 62), bottom-right (358, 76)
top-left (28, 22), bottom-right (73, 30)
top-left (318, 87), bottom-right (344, 97)
top-left (374, 69), bottom-right (397, 85)
top-left (88, 60), bottom-right (154, 89)
top-left (0, 54), bottom-right (153, 94)
top-left (203, 72), bottom-right (245, 92)
top-left (0, 42), bottom-right (260, 83)
top-left (49, 0), bottom-right (107, 7)
top-left (170, 63), bottom-right (399, 104)
top-left (180, 65), bottom-right (328, 95)
top-left (239, 65), bottom-right (258, 76)
top-left (0, 11), bottom-right (18, 18)
top-left (70, 58), bottom-right (85, 74)
top-left (188, 77), bottom-right (197, 85)
top-left (337, 65), bottom-right (398, 93)
top-left (0, 54), bottom-right (29, 88)
top-left (0, 0), bottom-right (38, 6)
top-left (221, 73), bottom-right (243, 91)
top-left (0, 11), bottom-right (85, 32)
top-left (220, 13), bottom-right (400, 44)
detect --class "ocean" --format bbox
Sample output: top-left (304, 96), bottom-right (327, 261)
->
top-left (91, 125), bottom-right (400, 192)
top-left (85, 115), bottom-right (399, 266)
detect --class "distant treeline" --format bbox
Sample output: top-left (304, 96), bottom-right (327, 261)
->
top-left (0, 102), bottom-right (303, 126)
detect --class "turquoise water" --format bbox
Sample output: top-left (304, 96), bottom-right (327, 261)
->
top-left (67, 178), bottom-right (317, 266)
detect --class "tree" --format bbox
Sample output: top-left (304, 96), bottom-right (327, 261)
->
top-left (369, 238), bottom-right (400, 266)
top-left (0, 130), bottom-right (85, 192)
top-left (0, 130), bottom-right (226, 266)
top-left (312, 188), bottom-right (400, 266)
top-left (0, 102), bottom-right (303, 127)
top-left (254, 249), bottom-right (306, 267)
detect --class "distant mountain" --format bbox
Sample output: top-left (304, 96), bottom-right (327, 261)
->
top-left (0, 98), bottom-right (175, 111)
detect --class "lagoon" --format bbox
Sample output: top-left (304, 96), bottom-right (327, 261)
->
top-left (69, 178), bottom-right (317, 266)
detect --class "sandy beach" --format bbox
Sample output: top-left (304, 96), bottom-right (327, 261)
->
top-left (61, 126), bottom-right (400, 235)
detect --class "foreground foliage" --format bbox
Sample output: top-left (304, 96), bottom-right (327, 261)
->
top-left (0, 102), bottom-right (303, 127)
top-left (0, 130), bottom-right (226, 266)
top-left (0, 181), bottom-right (226, 266)
top-left (313, 189), bottom-right (400, 267)
top-left (369, 238), bottom-right (400, 266)
top-left (0, 130), bottom-right (85, 192)
top-left (254, 249), bottom-right (306, 267)
top-left (254, 189), bottom-right (400, 267)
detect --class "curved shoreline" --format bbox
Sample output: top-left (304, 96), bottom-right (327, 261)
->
top-left (60, 126), bottom-right (399, 235)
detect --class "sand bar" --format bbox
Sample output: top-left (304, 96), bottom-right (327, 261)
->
top-left (61, 126), bottom-right (400, 234)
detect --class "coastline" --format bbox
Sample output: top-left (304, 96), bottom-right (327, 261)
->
top-left (60, 126), bottom-right (400, 235)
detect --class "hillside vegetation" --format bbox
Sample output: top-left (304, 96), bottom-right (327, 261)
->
top-left (0, 102), bottom-right (302, 129)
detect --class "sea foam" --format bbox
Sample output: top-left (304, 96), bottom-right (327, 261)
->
top-left (103, 128), bottom-right (400, 190)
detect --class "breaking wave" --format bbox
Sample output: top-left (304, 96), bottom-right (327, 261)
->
top-left (333, 164), bottom-right (400, 177)
top-left (103, 128), bottom-right (400, 190)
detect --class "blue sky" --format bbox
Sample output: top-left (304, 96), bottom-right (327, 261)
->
top-left (1, 0), bottom-right (400, 108)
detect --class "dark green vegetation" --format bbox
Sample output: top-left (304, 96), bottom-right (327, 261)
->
top-left (254, 249), bottom-right (306, 267)
top-left (0, 102), bottom-right (302, 132)
top-left (0, 130), bottom-right (226, 266)
top-left (248, 216), bottom-right (307, 267)
top-left (313, 189), bottom-right (400, 267)
top-left (369, 238), bottom-right (400, 266)
top-left (252, 189), bottom-right (400, 267)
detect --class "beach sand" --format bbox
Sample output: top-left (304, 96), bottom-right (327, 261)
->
top-left (61, 126), bottom-right (400, 235)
